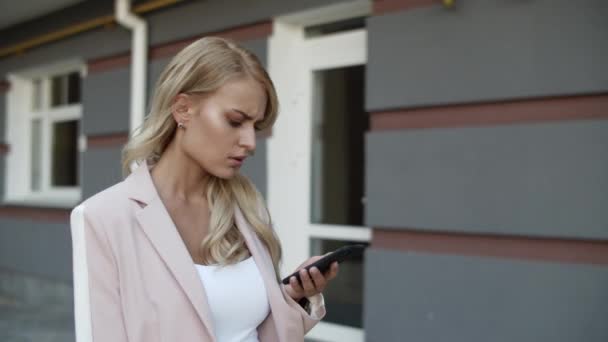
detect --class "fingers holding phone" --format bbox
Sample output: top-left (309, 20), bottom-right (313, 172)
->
top-left (284, 259), bottom-right (339, 300)
top-left (282, 244), bottom-right (366, 301)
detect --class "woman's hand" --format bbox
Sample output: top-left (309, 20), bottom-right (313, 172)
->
top-left (284, 254), bottom-right (339, 301)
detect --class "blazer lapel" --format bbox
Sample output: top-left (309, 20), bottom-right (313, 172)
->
top-left (126, 163), bottom-right (216, 341)
top-left (233, 205), bottom-right (301, 341)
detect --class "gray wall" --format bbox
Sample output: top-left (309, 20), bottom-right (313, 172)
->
top-left (81, 146), bottom-right (124, 200)
top-left (365, 119), bottom-right (608, 240)
top-left (363, 1), bottom-right (608, 341)
top-left (364, 248), bottom-right (608, 342)
top-left (0, 157), bottom-right (4, 200)
top-left (82, 66), bottom-right (130, 136)
top-left (0, 218), bottom-right (72, 282)
top-left (366, 0), bottom-right (608, 111)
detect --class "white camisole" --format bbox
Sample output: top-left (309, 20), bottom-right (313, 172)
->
top-left (195, 257), bottom-right (270, 342)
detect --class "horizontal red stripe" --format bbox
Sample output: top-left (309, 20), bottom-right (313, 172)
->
top-left (87, 53), bottom-right (131, 74)
top-left (87, 132), bottom-right (129, 148)
top-left (373, 0), bottom-right (439, 15)
top-left (0, 205), bottom-right (70, 223)
top-left (371, 93), bottom-right (608, 130)
top-left (373, 228), bottom-right (608, 265)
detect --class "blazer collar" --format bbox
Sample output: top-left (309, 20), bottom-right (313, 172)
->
top-left (124, 162), bottom-right (299, 341)
top-left (233, 205), bottom-right (302, 341)
top-left (125, 162), bottom-right (217, 340)
top-left (124, 161), bottom-right (157, 206)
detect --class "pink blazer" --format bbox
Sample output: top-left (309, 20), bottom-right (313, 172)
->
top-left (70, 163), bottom-right (325, 342)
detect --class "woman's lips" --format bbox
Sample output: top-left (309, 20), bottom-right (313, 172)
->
top-left (228, 157), bottom-right (244, 166)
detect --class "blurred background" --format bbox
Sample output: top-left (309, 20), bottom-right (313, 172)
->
top-left (0, 0), bottom-right (607, 341)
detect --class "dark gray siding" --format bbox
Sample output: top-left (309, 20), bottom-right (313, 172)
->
top-left (366, 0), bottom-right (608, 111)
top-left (0, 218), bottom-right (72, 282)
top-left (364, 248), bottom-right (608, 342)
top-left (81, 147), bottom-right (124, 200)
top-left (0, 157), bottom-right (5, 200)
top-left (82, 66), bottom-right (130, 136)
top-left (365, 119), bottom-right (608, 240)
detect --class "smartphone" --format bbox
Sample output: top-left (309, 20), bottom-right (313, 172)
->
top-left (281, 244), bottom-right (366, 285)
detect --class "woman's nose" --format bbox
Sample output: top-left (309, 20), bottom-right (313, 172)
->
top-left (239, 126), bottom-right (256, 152)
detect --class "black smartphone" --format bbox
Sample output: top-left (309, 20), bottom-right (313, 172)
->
top-left (281, 244), bottom-right (366, 285)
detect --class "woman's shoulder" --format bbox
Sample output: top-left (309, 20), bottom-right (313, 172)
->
top-left (73, 180), bottom-right (131, 222)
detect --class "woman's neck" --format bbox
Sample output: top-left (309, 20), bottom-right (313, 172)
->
top-left (150, 140), bottom-right (210, 204)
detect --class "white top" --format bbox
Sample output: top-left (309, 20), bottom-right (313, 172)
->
top-left (195, 257), bottom-right (270, 342)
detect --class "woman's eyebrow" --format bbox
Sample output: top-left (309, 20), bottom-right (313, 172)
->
top-left (232, 108), bottom-right (261, 122)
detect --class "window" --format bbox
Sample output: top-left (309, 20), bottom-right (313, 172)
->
top-left (5, 62), bottom-right (83, 206)
top-left (268, 5), bottom-right (370, 339)
top-left (310, 65), bottom-right (368, 226)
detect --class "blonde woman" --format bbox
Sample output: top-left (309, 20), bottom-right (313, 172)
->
top-left (70, 37), bottom-right (338, 342)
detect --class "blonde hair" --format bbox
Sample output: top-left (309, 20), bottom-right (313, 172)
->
top-left (121, 37), bottom-right (281, 277)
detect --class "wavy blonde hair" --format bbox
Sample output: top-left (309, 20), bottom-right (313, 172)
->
top-left (121, 37), bottom-right (281, 277)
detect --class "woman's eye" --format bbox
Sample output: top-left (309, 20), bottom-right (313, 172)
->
top-left (229, 120), bottom-right (242, 128)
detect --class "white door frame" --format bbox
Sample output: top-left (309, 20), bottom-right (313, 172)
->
top-left (267, 2), bottom-right (371, 340)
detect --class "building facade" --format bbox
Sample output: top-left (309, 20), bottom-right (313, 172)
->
top-left (0, 0), bottom-right (607, 341)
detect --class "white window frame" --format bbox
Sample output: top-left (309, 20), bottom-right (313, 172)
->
top-left (267, 2), bottom-right (371, 341)
top-left (4, 60), bottom-right (85, 207)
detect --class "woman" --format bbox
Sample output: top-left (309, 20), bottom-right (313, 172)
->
top-left (70, 37), bottom-right (338, 342)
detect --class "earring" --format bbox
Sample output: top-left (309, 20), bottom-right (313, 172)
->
top-left (178, 122), bottom-right (185, 129)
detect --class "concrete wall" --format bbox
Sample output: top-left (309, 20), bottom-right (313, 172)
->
top-left (81, 146), bottom-right (124, 200)
top-left (366, 0), bottom-right (608, 111)
top-left (365, 249), bottom-right (608, 342)
top-left (364, 1), bottom-right (608, 341)
top-left (0, 218), bottom-right (72, 281)
top-left (82, 66), bottom-right (131, 136)
top-left (365, 119), bottom-right (608, 240)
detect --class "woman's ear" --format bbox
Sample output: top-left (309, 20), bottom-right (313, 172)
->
top-left (172, 93), bottom-right (192, 126)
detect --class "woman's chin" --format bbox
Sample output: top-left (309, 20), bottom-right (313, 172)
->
top-left (213, 167), bottom-right (239, 179)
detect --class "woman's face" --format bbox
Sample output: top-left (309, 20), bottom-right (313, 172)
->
top-left (177, 77), bottom-right (267, 179)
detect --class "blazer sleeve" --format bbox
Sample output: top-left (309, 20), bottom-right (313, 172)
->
top-left (254, 195), bottom-right (327, 333)
top-left (70, 204), bottom-right (129, 342)
top-left (280, 285), bottom-right (326, 334)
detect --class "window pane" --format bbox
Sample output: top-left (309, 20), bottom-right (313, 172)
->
top-left (67, 71), bottom-right (81, 104)
top-left (310, 66), bottom-right (368, 225)
top-left (31, 119), bottom-right (42, 191)
top-left (51, 120), bottom-right (79, 187)
top-left (310, 239), bottom-right (368, 328)
top-left (305, 16), bottom-right (366, 38)
top-left (32, 79), bottom-right (42, 111)
top-left (51, 75), bottom-right (66, 107)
